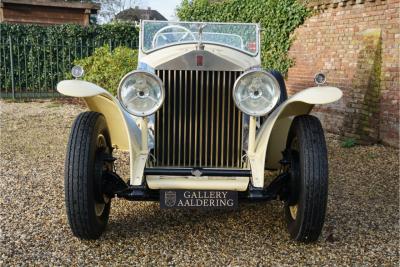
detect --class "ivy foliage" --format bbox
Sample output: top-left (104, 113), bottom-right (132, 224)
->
top-left (71, 45), bottom-right (138, 95)
top-left (177, 0), bottom-right (310, 74)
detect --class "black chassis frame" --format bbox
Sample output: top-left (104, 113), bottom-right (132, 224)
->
top-left (102, 156), bottom-right (291, 203)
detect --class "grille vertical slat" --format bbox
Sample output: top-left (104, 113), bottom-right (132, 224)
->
top-left (226, 71), bottom-right (231, 167)
top-left (154, 69), bottom-right (243, 168)
top-left (188, 71), bottom-right (193, 165)
top-left (199, 71), bottom-right (203, 166)
top-left (178, 70), bottom-right (183, 165)
top-left (215, 71), bottom-right (220, 167)
top-left (210, 71), bottom-right (215, 166)
top-left (194, 70), bottom-right (198, 166)
top-left (220, 71), bottom-right (225, 167)
top-left (183, 71), bottom-right (188, 166)
top-left (172, 70), bottom-right (176, 165)
top-left (231, 72), bottom-right (236, 167)
top-left (204, 71), bottom-right (209, 166)
top-left (167, 70), bottom-right (171, 165)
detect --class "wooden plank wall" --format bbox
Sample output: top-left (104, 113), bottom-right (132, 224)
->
top-left (1, 3), bottom-right (88, 25)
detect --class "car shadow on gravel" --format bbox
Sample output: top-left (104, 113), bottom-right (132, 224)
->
top-left (104, 201), bottom-right (285, 241)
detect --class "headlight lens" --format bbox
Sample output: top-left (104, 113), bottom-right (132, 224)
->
top-left (118, 71), bottom-right (164, 117)
top-left (71, 65), bottom-right (84, 78)
top-left (233, 70), bottom-right (280, 116)
top-left (314, 72), bottom-right (326, 85)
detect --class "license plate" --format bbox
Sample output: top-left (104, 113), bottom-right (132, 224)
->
top-left (160, 190), bottom-right (238, 209)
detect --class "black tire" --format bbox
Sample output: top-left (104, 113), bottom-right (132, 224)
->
top-left (284, 115), bottom-right (328, 242)
top-left (65, 111), bottom-right (113, 240)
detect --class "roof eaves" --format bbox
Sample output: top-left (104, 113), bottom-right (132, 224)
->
top-left (0, 0), bottom-right (100, 10)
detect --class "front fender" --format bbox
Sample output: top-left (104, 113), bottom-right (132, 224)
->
top-left (57, 80), bottom-right (112, 98)
top-left (57, 80), bottom-right (144, 184)
top-left (249, 86), bottom-right (342, 188)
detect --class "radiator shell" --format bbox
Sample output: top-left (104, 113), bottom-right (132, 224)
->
top-left (154, 70), bottom-right (244, 168)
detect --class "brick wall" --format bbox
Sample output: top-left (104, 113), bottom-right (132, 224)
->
top-left (286, 0), bottom-right (399, 147)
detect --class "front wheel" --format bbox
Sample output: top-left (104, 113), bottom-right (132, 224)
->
top-left (64, 112), bottom-right (113, 240)
top-left (284, 115), bottom-right (328, 242)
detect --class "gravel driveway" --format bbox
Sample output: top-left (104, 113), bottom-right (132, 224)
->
top-left (0, 100), bottom-right (398, 266)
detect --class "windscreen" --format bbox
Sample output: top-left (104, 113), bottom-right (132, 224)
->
top-left (142, 21), bottom-right (259, 56)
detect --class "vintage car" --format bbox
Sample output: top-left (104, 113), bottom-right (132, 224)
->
top-left (57, 20), bottom-right (342, 242)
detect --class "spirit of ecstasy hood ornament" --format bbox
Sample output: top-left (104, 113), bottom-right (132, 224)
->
top-left (196, 23), bottom-right (207, 50)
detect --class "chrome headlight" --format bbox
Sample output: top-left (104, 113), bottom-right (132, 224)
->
top-left (118, 71), bottom-right (165, 117)
top-left (233, 70), bottom-right (280, 116)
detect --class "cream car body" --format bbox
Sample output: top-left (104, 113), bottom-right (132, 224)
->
top-left (57, 51), bottom-right (341, 189)
top-left (58, 20), bottom-right (342, 241)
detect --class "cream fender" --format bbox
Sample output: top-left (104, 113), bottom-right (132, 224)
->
top-left (57, 80), bottom-right (146, 185)
top-left (248, 86), bottom-right (343, 188)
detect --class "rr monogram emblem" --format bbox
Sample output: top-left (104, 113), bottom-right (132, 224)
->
top-left (164, 191), bottom-right (176, 207)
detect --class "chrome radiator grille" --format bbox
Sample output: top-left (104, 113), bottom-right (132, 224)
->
top-left (154, 70), bottom-right (244, 168)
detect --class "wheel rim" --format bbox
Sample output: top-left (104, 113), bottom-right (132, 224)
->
top-left (289, 204), bottom-right (298, 220)
top-left (95, 202), bottom-right (105, 216)
top-left (97, 134), bottom-right (107, 151)
top-left (93, 134), bottom-right (110, 217)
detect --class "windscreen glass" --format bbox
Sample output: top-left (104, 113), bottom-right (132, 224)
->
top-left (142, 21), bottom-right (259, 55)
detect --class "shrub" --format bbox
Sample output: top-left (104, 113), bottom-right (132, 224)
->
top-left (341, 138), bottom-right (357, 148)
top-left (177, 0), bottom-right (310, 74)
top-left (72, 45), bottom-right (138, 95)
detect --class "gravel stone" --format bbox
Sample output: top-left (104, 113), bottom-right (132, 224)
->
top-left (0, 100), bottom-right (398, 266)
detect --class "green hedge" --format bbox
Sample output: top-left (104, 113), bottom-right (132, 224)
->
top-left (177, 0), bottom-right (310, 74)
top-left (0, 22), bottom-right (139, 43)
top-left (0, 22), bottom-right (139, 98)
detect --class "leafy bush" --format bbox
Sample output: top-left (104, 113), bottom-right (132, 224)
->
top-left (177, 0), bottom-right (310, 74)
top-left (72, 45), bottom-right (138, 95)
top-left (341, 138), bottom-right (357, 148)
